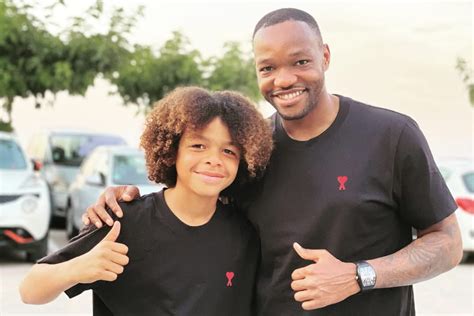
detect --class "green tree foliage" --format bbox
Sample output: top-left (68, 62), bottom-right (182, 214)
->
top-left (0, 0), bottom-right (141, 131)
top-left (109, 31), bottom-right (203, 109)
top-left (205, 42), bottom-right (260, 101)
top-left (456, 57), bottom-right (474, 107)
top-left (0, 0), bottom-right (260, 131)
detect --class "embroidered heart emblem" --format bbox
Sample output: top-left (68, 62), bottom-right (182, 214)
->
top-left (337, 176), bottom-right (348, 190)
top-left (226, 272), bottom-right (235, 287)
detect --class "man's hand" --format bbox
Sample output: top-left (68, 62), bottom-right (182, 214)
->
top-left (82, 185), bottom-right (140, 228)
top-left (291, 242), bottom-right (360, 310)
top-left (71, 221), bottom-right (129, 284)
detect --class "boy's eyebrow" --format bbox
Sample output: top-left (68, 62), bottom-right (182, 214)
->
top-left (186, 132), bottom-right (239, 147)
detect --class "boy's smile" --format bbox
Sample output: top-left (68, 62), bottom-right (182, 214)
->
top-left (174, 117), bottom-right (241, 200)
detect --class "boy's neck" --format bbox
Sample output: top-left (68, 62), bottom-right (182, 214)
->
top-left (163, 187), bottom-right (219, 227)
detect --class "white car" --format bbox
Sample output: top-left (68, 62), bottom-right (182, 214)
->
top-left (66, 146), bottom-right (164, 238)
top-left (0, 132), bottom-right (51, 261)
top-left (438, 158), bottom-right (474, 262)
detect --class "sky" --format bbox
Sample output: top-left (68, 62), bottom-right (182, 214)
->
top-left (9, 0), bottom-right (473, 158)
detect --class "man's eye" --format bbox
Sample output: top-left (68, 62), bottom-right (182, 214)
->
top-left (259, 66), bottom-right (273, 73)
top-left (296, 60), bottom-right (309, 66)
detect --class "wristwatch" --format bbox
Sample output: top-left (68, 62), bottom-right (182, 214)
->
top-left (355, 261), bottom-right (376, 291)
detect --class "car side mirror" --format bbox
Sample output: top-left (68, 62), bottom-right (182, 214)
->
top-left (85, 172), bottom-right (106, 187)
top-left (31, 159), bottom-right (42, 171)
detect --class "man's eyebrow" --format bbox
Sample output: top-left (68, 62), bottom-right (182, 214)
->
top-left (256, 50), bottom-right (309, 65)
top-left (255, 57), bottom-right (272, 65)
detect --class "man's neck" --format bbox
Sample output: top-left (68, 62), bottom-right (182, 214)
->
top-left (282, 93), bottom-right (340, 141)
top-left (164, 187), bottom-right (218, 226)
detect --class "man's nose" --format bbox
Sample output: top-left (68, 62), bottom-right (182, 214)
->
top-left (274, 68), bottom-right (297, 88)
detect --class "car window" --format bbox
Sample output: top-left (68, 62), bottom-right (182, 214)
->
top-left (80, 151), bottom-right (100, 177)
top-left (0, 139), bottom-right (27, 170)
top-left (50, 134), bottom-right (125, 167)
top-left (462, 172), bottom-right (474, 193)
top-left (112, 154), bottom-right (150, 185)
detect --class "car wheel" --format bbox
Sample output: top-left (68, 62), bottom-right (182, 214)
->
top-left (66, 205), bottom-right (79, 240)
top-left (26, 233), bottom-right (48, 263)
top-left (460, 251), bottom-right (471, 264)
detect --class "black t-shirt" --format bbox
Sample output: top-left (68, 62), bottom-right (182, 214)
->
top-left (39, 190), bottom-right (259, 316)
top-left (239, 95), bottom-right (457, 316)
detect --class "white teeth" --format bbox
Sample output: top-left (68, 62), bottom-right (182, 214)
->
top-left (278, 90), bottom-right (303, 100)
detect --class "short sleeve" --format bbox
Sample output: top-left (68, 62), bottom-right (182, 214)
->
top-left (38, 223), bottom-right (113, 298)
top-left (393, 118), bottom-right (457, 230)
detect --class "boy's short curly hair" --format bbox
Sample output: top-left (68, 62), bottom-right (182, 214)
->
top-left (140, 86), bottom-right (273, 192)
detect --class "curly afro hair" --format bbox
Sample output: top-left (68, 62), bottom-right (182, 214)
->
top-left (140, 86), bottom-right (273, 193)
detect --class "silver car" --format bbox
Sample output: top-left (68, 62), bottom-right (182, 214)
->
top-left (66, 146), bottom-right (164, 238)
top-left (27, 129), bottom-right (127, 219)
top-left (438, 158), bottom-right (474, 262)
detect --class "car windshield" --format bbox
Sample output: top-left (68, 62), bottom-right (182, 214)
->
top-left (50, 134), bottom-right (126, 167)
top-left (0, 139), bottom-right (27, 170)
top-left (462, 172), bottom-right (474, 193)
top-left (112, 154), bottom-right (150, 185)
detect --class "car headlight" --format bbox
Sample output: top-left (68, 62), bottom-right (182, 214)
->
top-left (21, 196), bottom-right (39, 213)
top-left (20, 175), bottom-right (43, 189)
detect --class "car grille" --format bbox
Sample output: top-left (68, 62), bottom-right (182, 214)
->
top-left (0, 194), bottom-right (39, 204)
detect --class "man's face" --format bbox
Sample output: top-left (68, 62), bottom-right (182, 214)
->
top-left (253, 20), bottom-right (330, 121)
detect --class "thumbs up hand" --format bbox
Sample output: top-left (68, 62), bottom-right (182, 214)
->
top-left (71, 221), bottom-right (129, 284)
top-left (290, 242), bottom-right (360, 310)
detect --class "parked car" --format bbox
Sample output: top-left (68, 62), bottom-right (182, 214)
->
top-left (0, 132), bottom-right (51, 261)
top-left (437, 158), bottom-right (474, 262)
top-left (66, 146), bottom-right (165, 238)
top-left (27, 129), bottom-right (127, 219)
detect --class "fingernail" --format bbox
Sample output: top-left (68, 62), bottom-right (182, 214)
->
top-left (84, 219), bottom-right (90, 225)
top-left (124, 194), bottom-right (131, 200)
top-left (95, 221), bottom-right (102, 228)
top-left (117, 212), bottom-right (123, 218)
top-left (106, 219), bottom-right (113, 226)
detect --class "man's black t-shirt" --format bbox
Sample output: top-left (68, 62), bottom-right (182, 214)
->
top-left (239, 95), bottom-right (457, 315)
top-left (39, 190), bottom-right (259, 316)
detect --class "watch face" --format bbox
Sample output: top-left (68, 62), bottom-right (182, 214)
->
top-left (359, 264), bottom-right (376, 287)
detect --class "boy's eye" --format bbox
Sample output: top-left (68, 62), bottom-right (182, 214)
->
top-left (191, 144), bottom-right (205, 150)
top-left (296, 60), bottom-right (309, 66)
top-left (223, 148), bottom-right (235, 155)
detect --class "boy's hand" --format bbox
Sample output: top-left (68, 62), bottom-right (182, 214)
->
top-left (72, 221), bottom-right (129, 284)
top-left (82, 185), bottom-right (140, 228)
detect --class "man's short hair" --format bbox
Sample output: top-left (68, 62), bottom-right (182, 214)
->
top-left (253, 8), bottom-right (323, 43)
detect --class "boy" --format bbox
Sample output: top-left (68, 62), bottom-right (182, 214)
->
top-left (20, 87), bottom-right (273, 315)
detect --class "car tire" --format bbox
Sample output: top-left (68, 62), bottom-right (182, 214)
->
top-left (66, 205), bottom-right (79, 240)
top-left (26, 233), bottom-right (48, 263)
top-left (460, 251), bottom-right (471, 264)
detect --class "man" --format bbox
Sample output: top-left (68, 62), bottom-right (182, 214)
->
top-left (83, 8), bottom-right (462, 315)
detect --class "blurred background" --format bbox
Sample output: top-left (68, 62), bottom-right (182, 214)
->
top-left (0, 0), bottom-right (472, 315)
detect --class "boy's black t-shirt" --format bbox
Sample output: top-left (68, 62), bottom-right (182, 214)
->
top-left (39, 190), bottom-right (259, 316)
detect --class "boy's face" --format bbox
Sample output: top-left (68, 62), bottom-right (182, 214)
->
top-left (174, 117), bottom-right (241, 199)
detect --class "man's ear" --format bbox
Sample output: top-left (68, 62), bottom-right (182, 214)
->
top-left (323, 43), bottom-right (331, 71)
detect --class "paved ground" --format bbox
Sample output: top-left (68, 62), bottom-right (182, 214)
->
top-left (1, 229), bottom-right (473, 315)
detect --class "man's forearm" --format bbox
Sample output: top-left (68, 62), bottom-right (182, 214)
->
top-left (368, 213), bottom-right (462, 288)
top-left (20, 261), bottom-right (78, 304)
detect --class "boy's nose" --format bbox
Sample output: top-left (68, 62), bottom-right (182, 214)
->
top-left (205, 150), bottom-right (223, 166)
